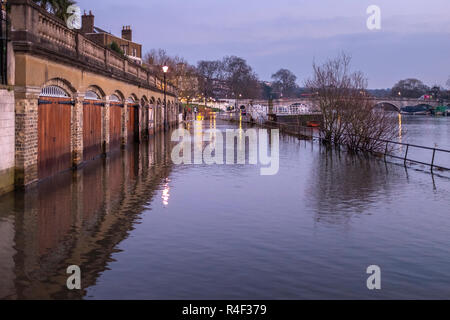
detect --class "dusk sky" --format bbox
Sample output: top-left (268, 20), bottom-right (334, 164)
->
top-left (76, 0), bottom-right (450, 89)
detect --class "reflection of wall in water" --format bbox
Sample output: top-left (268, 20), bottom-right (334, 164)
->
top-left (0, 195), bottom-right (16, 299)
top-left (2, 134), bottom-right (174, 299)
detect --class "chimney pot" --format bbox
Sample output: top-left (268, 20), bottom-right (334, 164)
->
top-left (122, 25), bottom-right (133, 41)
top-left (81, 10), bottom-right (95, 34)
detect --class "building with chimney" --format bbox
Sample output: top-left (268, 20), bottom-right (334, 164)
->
top-left (81, 11), bottom-right (142, 64)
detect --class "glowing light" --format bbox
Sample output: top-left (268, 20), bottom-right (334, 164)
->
top-left (161, 179), bottom-right (170, 206)
top-left (162, 65), bottom-right (169, 73)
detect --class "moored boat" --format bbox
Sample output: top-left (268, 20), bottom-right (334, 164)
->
top-left (400, 105), bottom-right (431, 115)
top-left (307, 121), bottom-right (320, 127)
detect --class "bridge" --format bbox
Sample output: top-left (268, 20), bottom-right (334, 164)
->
top-left (234, 97), bottom-right (443, 114)
top-left (3, 0), bottom-right (181, 191)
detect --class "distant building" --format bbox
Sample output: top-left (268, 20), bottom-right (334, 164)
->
top-left (174, 62), bottom-right (199, 95)
top-left (81, 11), bottom-right (142, 64)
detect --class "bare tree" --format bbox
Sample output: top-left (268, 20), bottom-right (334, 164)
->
top-left (222, 56), bottom-right (260, 98)
top-left (391, 78), bottom-right (429, 98)
top-left (177, 64), bottom-right (199, 105)
top-left (143, 48), bottom-right (189, 83)
top-left (271, 68), bottom-right (298, 98)
top-left (306, 53), bottom-right (399, 152)
top-left (306, 53), bottom-right (353, 144)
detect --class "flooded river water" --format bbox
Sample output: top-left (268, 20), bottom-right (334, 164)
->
top-left (0, 117), bottom-right (449, 299)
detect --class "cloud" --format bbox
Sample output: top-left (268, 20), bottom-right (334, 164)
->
top-left (76, 0), bottom-right (450, 87)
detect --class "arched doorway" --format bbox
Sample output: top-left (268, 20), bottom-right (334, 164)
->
top-left (109, 93), bottom-right (123, 149)
top-left (38, 85), bottom-right (72, 179)
top-left (149, 97), bottom-right (156, 134)
top-left (83, 90), bottom-right (103, 160)
top-left (127, 96), bottom-right (139, 143)
top-left (141, 97), bottom-right (149, 139)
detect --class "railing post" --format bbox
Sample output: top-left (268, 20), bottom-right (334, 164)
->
top-left (431, 148), bottom-right (436, 171)
top-left (404, 144), bottom-right (409, 165)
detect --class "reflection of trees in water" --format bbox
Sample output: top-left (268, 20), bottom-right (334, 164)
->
top-left (306, 146), bottom-right (395, 225)
top-left (1, 131), bottom-right (174, 299)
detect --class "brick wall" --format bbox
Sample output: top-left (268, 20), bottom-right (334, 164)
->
top-left (0, 89), bottom-right (15, 195)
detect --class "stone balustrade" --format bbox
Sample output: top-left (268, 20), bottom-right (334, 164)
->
top-left (9, 0), bottom-right (177, 96)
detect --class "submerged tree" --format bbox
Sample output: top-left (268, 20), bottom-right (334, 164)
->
top-left (306, 53), bottom-right (398, 152)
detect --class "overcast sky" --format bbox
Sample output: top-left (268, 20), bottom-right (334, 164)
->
top-left (76, 0), bottom-right (450, 89)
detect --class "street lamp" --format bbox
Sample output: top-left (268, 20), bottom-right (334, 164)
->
top-left (163, 65), bottom-right (169, 130)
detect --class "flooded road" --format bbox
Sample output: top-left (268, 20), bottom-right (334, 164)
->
top-left (0, 119), bottom-right (449, 299)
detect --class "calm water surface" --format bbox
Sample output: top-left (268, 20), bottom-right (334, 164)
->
top-left (0, 118), bottom-right (449, 299)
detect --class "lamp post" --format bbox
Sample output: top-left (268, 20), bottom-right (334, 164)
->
top-left (163, 65), bottom-right (169, 130)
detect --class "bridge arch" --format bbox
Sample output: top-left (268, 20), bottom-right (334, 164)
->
top-left (373, 102), bottom-right (400, 112)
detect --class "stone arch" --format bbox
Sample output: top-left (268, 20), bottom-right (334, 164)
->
top-left (157, 98), bottom-right (162, 105)
top-left (86, 85), bottom-right (106, 100)
top-left (373, 102), bottom-right (400, 112)
top-left (150, 96), bottom-right (156, 105)
top-left (111, 90), bottom-right (125, 102)
top-left (40, 78), bottom-right (76, 97)
top-left (140, 95), bottom-right (149, 107)
top-left (127, 93), bottom-right (138, 103)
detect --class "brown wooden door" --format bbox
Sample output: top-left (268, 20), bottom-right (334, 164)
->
top-left (110, 103), bottom-right (122, 149)
top-left (83, 100), bottom-right (102, 161)
top-left (127, 104), bottom-right (139, 143)
top-left (144, 106), bottom-right (149, 137)
top-left (38, 97), bottom-right (72, 180)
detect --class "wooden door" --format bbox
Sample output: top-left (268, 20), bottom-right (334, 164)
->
top-left (110, 103), bottom-right (122, 149)
top-left (144, 106), bottom-right (149, 137)
top-left (83, 100), bottom-right (102, 161)
top-left (38, 97), bottom-right (72, 180)
top-left (127, 104), bottom-right (139, 143)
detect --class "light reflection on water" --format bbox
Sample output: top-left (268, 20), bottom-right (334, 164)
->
top-left (0, 119), bottom-right (449, 299)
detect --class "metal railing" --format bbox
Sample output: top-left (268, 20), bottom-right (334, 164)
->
top-left (217, 113), bottom-right (450, 172)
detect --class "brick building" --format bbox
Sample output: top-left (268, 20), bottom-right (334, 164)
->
top-left (81, 11), bottom-right (142, 64)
